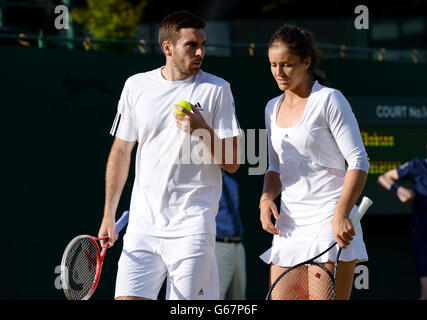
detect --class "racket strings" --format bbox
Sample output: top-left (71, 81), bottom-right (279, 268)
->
top-left (62, 237), bottom-right (99, 300)
top-left (270, 264), bottom-right (335, 300)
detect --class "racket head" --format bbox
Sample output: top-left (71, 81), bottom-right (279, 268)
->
top-left (60, 235), bottom-right (103, 300)
top-left (267, 262), bottom-right (335, 300)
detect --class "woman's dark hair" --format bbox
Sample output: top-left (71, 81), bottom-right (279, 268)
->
top-left (268, 24), bottom-right (331, 86)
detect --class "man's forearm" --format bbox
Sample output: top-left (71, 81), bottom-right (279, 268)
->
top-left (104, 145), bottom-right (132, 218)
top-left (198, 126), bottom-right (239, 173)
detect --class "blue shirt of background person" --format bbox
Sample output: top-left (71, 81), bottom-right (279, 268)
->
top-left (216, 172), bottom-right (244, 238)
top-left (397, 158), bottom-right (427, 232)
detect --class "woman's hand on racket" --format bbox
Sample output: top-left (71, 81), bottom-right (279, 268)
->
top-left (332, 214), bottom-right (355, 249)
top-left (98, 215), bottom-right (118, 248)
top-left (259, 199), bottom-right (280, 235)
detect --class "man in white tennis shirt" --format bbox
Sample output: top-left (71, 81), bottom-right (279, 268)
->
top-left (97, 11), bottom-right (241, 300)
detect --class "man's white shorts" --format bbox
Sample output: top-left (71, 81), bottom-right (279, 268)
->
top-left (115, 232), bottom-right (219, 300)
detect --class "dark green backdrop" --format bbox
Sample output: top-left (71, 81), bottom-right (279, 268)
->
top-left (1, 46), bottom-right (426, 300)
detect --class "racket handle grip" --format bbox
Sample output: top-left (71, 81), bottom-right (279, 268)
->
top-left (351, 196), bottom-right (373, 227)
top-left (115, 211), bottom-right (130, 233)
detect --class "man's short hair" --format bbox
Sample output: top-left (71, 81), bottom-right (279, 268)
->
top-left (158, 10), bottom-right (206, 47)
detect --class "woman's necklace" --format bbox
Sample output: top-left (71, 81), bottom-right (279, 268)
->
top-left (285, 98), bottom-right (296, 110)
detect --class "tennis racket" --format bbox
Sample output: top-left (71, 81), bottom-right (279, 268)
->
top-left (60, 210), bottom-right (129, 300)
top-left (266, 196), bottom-right (373, 300)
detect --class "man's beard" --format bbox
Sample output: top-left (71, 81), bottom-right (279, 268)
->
top-left (173, 58), bottom-right (201, 76)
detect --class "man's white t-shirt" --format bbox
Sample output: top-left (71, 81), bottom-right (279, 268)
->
top-left (110, 67), bottom-right (241, 237)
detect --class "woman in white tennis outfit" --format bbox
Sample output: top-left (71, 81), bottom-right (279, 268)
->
top-left (259, 25), bottom-right (369, 300)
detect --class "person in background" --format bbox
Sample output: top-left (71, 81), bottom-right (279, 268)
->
top-left (215, 171), bottom-right (246, 299)
top-left (377, 152), bottom-right (427, 300)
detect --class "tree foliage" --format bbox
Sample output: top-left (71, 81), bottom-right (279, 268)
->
top-left (72, 0), bottom-right (147, 51)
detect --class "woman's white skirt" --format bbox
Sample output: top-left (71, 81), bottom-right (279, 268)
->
top-left (259, 210), bottom-right (368, 267)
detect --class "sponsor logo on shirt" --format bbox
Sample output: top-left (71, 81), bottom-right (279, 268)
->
top-left (195, 103), bottom-right (203, 112)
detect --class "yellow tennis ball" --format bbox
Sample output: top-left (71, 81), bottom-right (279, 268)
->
top-left (174, 100), bottom-right (192, 116)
